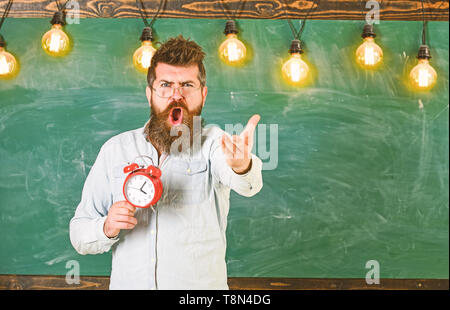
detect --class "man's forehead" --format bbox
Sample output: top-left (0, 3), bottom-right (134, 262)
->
top-left (154, 62), bottom-right (199, 82)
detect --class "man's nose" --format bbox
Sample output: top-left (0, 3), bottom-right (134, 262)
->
top-left (170, 87), bottom-right (184, 100)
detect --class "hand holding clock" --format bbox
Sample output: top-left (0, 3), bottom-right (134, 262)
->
top-left (103, 201), bottom-right (137, 238)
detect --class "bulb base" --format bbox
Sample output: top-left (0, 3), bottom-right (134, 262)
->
top-left (362, 24), bottom-right (376, 38)
top-left (0, 34), bottom-right (5, 47)
top-left (140, 27), bottom-right (154, 42)
top-left (417, 45), bottom-right (431, 60)
top-left (289, 39), bottom-right (304, 54)
top-left (50, 11), bottom-right (66, 26)
top-left (224, 20), bottom-right (239, 35)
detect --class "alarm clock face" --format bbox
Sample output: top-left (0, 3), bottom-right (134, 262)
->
top-left (124, 173), bottom-right (156, 208)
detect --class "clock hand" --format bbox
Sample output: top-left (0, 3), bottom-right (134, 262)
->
top-left (139, 181), bottom-right (148, 194)
top-left (128, 186), bottom-right (141, 191)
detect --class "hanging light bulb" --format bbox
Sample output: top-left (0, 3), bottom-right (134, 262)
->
top-left (410, 45), bottom-right (437, 90)
top-left (218, 20), bottom-right (246, 65)
top-left (355, 24), bottom-right (383, 69)
top-left (42, 12), bottom-right (71, 57)
top-left (408, 1), bottom-right (437, 91)
top-left (133, 27), bottom-right (157, 73)
top-left (282, 39), bottom-right (309, 85)
top-left (0, 35), bottom-right (18, 79)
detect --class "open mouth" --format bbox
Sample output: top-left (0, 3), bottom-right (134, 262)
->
top-left (169, 107), bottom-right (183, 126)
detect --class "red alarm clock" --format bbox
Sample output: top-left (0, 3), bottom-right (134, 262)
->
top-left (122, 163), bottom-right (163, 208)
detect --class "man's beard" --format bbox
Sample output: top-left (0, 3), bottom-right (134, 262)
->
top-left (144, 98), bottom-right (204, 155)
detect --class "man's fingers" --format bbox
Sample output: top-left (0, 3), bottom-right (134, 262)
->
top-left (222, 135), bottom-right (240, 159)
top-left (222, 134), bottom-right (245, 156)
top-left (117, 210), bottom-right (136, 217)
top-left (115, 201), bottom-right (136, 214)
top-left (112, 214), bottom-right (138, 225)
top-left (221, 135), bottom-right (234, 157)
top-left (104, 202), bottom-right (138, 237)
top-left (222, 134), bottom-right (249, 160)
top-left (113, 208), bottom-right (136, 216)
top-left (114, 222), bottom-right (137, 230)
top-left (232, 135), bottom-right (240, 153)
top-left (232, 135), bottom-right (248, 154)
top-left (223, 134), bottom-right (246, 152)
top-left (240, 114), bottom-right (260, 138)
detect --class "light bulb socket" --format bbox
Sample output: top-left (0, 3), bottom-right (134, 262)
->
top-left (140, 27), bottom-right (154, 42)
top-left (224, 20), bottom-right (239, 35)
top-left (361, 24), bottom-right (376, 38)
top-left (289, 39), bottom-right (304, 54)
top-left (417, 44), bottom-right (432, 59)
top-left (50, 11), bottom-right (66, 26)
top-left (0, 34), bottom-right (6, 48)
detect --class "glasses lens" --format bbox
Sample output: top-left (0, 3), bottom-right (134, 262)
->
top-left (155, 87), bottom-right (169, 98)
top-left (181, 87), bottom-right (194, 97)
top-left (155, 86), bottom-right (199, 98)
top-left (161, 87), bottom-right (171, 98)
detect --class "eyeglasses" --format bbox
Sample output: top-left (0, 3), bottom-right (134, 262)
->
top-left (150, 83), bottom-right (202, 98)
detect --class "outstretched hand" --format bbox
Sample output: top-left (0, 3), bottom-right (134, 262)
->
top-left (221, 114), bottom-right (260, 174)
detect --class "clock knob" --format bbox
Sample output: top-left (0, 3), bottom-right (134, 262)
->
top-left (146, 165), bottom-right (161, 178)
top-left (124, 163), bottom-right (139, 173)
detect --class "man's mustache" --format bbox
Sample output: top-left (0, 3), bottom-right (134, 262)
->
top-left (157, 99), bottom-right (189, 118)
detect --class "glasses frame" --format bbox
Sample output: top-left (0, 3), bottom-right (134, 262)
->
top-left (150, 84), bottom-right (203, 98)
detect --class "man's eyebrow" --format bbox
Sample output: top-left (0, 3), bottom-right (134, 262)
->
top-left (158, 79), bottom-right (173, 84)
top-left (157, 79), bottom-right (197, 84)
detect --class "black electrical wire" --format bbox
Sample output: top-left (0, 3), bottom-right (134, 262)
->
top-left (422, 0), bottom-right (447, 44)
top-left (285, 0), bottom-right (320, 41)
top-left (136, 0), bottom-right (167, 28)
top-left (55, 0), bottom-right (70, 12)
top-left (420, 0), bottom-right (427, 45)
top-left (423, 0), bottom-right (445, 30)
top-left (219, 0), bottom-right (247, 21)
top-left (0, 0), bottom-right (13, 32)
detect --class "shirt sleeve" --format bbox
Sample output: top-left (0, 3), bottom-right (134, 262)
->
top-left (210, 135), bottom-right (263, 197)
top-left (69, 143), bottom-right (119, 255)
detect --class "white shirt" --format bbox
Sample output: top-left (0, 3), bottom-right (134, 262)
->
top-left (69, 124), bottom-right (263, 290)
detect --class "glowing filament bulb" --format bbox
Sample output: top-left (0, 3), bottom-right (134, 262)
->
top-left (49, 32), bottom-right (62, 52)
top-left (140, 49), bottom-right (152, 68)
top-left (282, 53), bottom-right (309, 85)
top-left (133, 41), bottom-right (156, 73)
top-left (410, 59), bottom-right (437, 90)
top-left (356, 37), bottom-right (383, 69)
top-left (42, 24), bottom-right (70, 57)
top-left (0, 47), bottom-right (18, 79)
top-left (227, 41), bottom-right (239, 61)
top-left (0, 53), bottom-right (11, 75)
top-left (219, 34), bottom-right (246, 65)
top-left (290, 60), bottom-right (301, 82)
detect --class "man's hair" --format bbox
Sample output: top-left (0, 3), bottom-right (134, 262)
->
top-left (147, 35), bottom-right (206, 88)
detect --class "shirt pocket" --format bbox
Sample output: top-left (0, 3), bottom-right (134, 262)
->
top-left (166, 160), bottom-right (208, 206)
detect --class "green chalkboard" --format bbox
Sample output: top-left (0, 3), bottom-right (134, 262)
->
top-left (0, 18), bottom-right (448, 279)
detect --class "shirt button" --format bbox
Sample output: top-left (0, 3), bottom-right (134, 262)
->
top-left (152, 258), bottom-right (155, 263)
top-left (151, 230), bottom-right (155, 234)
top-left (187, 168), bottom-right (191, 173)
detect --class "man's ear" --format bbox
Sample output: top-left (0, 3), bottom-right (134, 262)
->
top-left (146, 86), bottom-right (152, 107)
top-left (201, 86), bottom-right (208, 108)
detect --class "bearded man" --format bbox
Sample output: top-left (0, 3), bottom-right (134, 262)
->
top-left (70, 35), bottom-right (263, 290)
